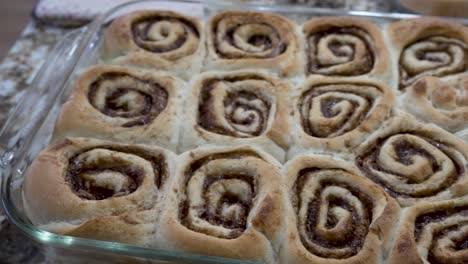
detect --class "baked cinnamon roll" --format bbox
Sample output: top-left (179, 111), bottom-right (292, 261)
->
top-left (204, 11), bottom-right (301, 77)
top-left (54, 65), bottom-right (184, 151)
top-left (23, 138), bottom-right (176, 246)
top-left (388, 196), bottom-right (468, 264)
top-left (157, 145), bottom-right (284, 262)
top-left (388, 18), bottom-right (468, 90)
top-left (103, 10), bottom-right (204, 79)
top-left (398, 76), bottom-right (468, 134)
top-left (303, 17), bottom-right (390, 80)
top-left (355, 113), bottom-right (468, 207)
top-left (290, 76), bottom-right (393, 157)
top-left (180, 71), bottom-right (291, 161)
top-left (281, 155), bottom-right (400, 264)
top-left (456, 128), bottom-right (468, 142)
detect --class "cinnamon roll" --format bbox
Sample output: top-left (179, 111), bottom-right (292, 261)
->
top-left (398, 76), bottom-right (468, 133)
top-left (22, 137), bottom-right (176, 246)
top-left (303, 17), bottom-right (390, 80)
top-left (456, 128), bottom-right (468, 142)
top-left (204, 11), bottom-right (302, 77)
top-left (290, 76), bottom-right (393, 157)
top-left (388, 18), bottom-right (468, 90)
top-left (355, 113), bottom-right (468, 207)
top-left (157, 145), bottom-right (284, 262)
top-left (180, 71), bottom-right (291, 162)
top-left (281, 155), bottom-right (400, 264)
top-left (53, 65), bottom-right (184, 151)
top-left (103, 10), bottom-right (204, 80)
top-left (388, 196), bottom-right (468, 264)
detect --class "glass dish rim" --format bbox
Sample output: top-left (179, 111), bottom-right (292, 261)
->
top-left (1, 0), bottom-right (468, 262)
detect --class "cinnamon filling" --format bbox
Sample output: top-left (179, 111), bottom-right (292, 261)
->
top-left (428, 223), bottom-right (468, 264)
top-left (131, 16), bottom-right (199, 53)
top-left (213, 19), bottom-right (287, 59)
top-left (198, 174), bottom-right (254, 234)
top-left (392, 141), bottom-right (439, 171)
top-left (67, 145), bottom-right (167, 200)
top-left (179, 151), bottom-right (262, 239)
top-left (198, 76), bottom-right (272, 137)
top-left (298, 84), bottom-right (374, 138)
top-left (294, 169), bottom-right (373, 258)
top-left (356, 134), bottom-right (463, 198)
top-left (398, 35), bottom-right (468, 90)
top-left (87, 72), bottom-right (168, 127)
top-left (414, 206), bottom-right (468, 264)
top-left (414, 206), bottom-right (468, 240)
top-left (456, 238), bottom-right (468, 250)
top-left (102, 88), bottom-right (152, 118)
top-left (319, 98), bottom-right (348, 118)
top-left (307, 26), bottom-right (375, 75)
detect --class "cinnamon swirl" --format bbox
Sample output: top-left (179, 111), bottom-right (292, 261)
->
top-left (355, 113), bottom-right (468, 207)
top-left (281, 155), bottom-right (400, 264)
top-left (22, 137), bottom-right (176, 246)
top-left (303, 17), bottom-right (390, 81)
top-left (156, 145), bottom-right (284, 262)
top-left (180, 71), bottom-right (291, 162)
top-left (388, 196), bottom-right (468, 264)
top-left (103, 10), bottom-right (204, 80)
top-left (290, 76), bottom-right (393, 157)
top-left (53, 65), bottom-right (184, 151)
top-left (204, 11), bottom-right (302, 77)
top-left (388, 18), bottom-right (468, 90)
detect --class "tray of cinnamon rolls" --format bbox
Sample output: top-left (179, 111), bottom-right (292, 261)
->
top-left (1, 1), bottom-right (467, 263)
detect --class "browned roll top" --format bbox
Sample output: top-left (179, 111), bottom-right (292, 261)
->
top-left (414, 205), bottom-right (468, 264)
top-left (198, 76), bottom-right (272, 138)
top-left (298, 82), bottom-right (381, 138)
top-left (210, 13), bottom-right (291, 59)
top-left (87, 72), bottom-right (168, 127)
top-left (178, 151), bottom-right (261, 239)
top-left (131, 14), bottom-right (200, 57)
top-left (66, 145), bottom-right (168, 200)
top-left (356, 133), bottom-right (464, 200)
top-left (306, 27), bottom-right (375, 76)
top-left (399, 35), bottom-right (468, 89)
top-left (293, 168), bottom-right (373, 259)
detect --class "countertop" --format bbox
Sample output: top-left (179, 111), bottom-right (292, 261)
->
top-left (0, 21), bottom-right (70, 263)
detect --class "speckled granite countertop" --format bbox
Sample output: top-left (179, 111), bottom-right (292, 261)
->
top-left (0, 22), bottom-right (68, 124)
top-left (0, 22), bottom-right (71, 263)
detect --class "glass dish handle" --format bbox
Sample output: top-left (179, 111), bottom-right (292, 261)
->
top-left (0, 27), bottom-right (89, 168)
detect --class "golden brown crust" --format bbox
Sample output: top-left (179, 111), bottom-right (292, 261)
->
top-left (204, 11), bottom-right (302, 77)
top-left (53, 65), bottom-right (184, 151)
top-left (280, 154), bottom-right (400, 264)
top-left (22, 137), bottom-right (177, 246)
top-left (180, 70), bottom-right (291, 162)
top-left (398, 76), bottom-right (468, 133)
top-left (388, 17), bottom-right (468, 90)
top-left (65, 210), bottom-right (156, 245)
top-left (388, 196), bottom-right (468, 264)
top-left (156, 145), bottom-right (284, 262)
top-left (354, 113), bottom-right (468, 207)
top-left (303, 17), bottom-right (391, 82)
top-left (289, 76), bottom-right (394, 157)
top-left (103, 10), bottom-right (204, 79)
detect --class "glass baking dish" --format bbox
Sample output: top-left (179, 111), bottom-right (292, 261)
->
top-left (1, 0), bottom-right (468, 263)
